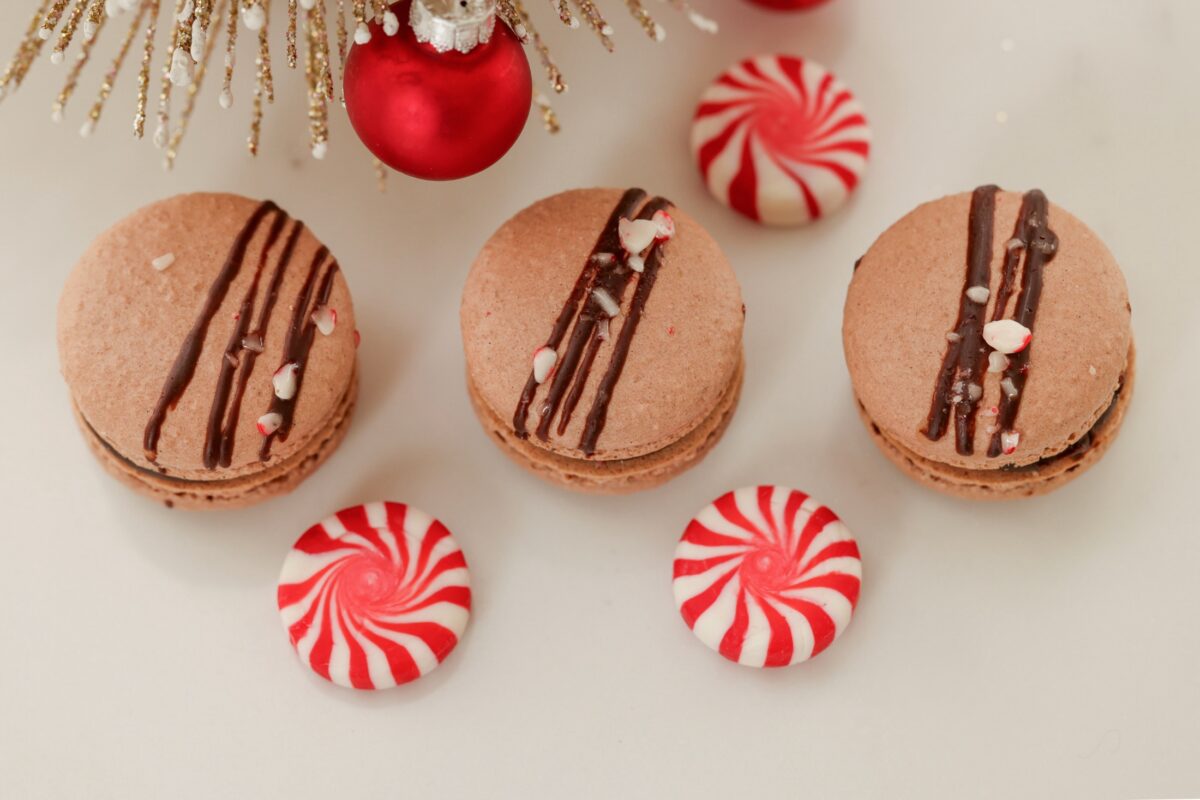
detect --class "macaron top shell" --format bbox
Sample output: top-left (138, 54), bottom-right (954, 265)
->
top-left (58, 193), bottom-right (357, 480)
top-left (462, 188), bottom-right (744, 462)
top-left (844, 189), bottom-right (1131, 469)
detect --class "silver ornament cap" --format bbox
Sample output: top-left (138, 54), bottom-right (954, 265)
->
top-left (410, 0), bottom-right (496, 54)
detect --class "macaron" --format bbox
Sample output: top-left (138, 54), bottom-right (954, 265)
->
top-left (843, 186), bottom-right (1134, 499)
top-left (58, 192), bottom-right (359, 509)
top-left (461, 188), bottom-right (745, 493)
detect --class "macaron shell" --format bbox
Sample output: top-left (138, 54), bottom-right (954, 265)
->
top-left (856, 343), bottom-right (1134, 499)
top-left (72, 369), bottom-right (357, 508)
top-left (462, 188), bottom-right (744, 462)
top-left (467, 353), bottom-right (744, 493)
top-left (844, 190), bottom-right (1131, 469)
top-left (57, 193), bottom-right (357, 480)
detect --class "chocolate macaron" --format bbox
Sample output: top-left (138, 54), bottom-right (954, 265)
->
top-left (58, 193), bottom-right (358, 509)
top-left (461, 188), bottom-right (745, 493)
top-left (843, 186), bottom-right (1134, 499)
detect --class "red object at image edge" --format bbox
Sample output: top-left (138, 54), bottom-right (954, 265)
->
top-left (343, 0), bottom-right (533, 181)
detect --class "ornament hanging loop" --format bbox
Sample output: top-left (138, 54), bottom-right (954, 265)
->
top-left (410, 0), bottom-right (497, 53)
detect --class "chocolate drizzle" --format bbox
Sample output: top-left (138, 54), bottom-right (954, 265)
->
top-left (258, 250), bottom-right (339, 460)
top-left (922, 186), bottom-right (1059, 458)
top-left (142, 200), bottom-right (339, 468)
top-left (512, 188), bottom-right (674, 455)
top-left (924, 185), bottom-right (997, 453)
top-left (144, 201), bottom-right (280, 462)
top-left (987, 190), bottom-right (1058, 456)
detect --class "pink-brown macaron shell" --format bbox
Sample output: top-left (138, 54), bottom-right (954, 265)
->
top-left (58, 192), bottom-right (357, 497)
top-left (844, 189), bottom-right (1131, 472)
top-left (461, 188), bottom-right (745, 464)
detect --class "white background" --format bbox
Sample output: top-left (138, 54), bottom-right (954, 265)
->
top-left (1, 0), bottom-right (1198, 797)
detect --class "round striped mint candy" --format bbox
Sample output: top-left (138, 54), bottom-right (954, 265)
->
top-left (278, 501), bottom-right (472, 690)
top-left (673, 486), bottom-right (862, 667)
top-left (691, 54), bottom-right (871, 226)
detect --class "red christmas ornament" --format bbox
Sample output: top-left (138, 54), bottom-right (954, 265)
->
top-left (746, 0), bottom-right (832, 9)
top-left (343, 0), bottom-right (532, 180)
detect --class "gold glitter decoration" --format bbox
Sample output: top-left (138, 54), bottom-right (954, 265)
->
top-left (550, 0), bottom-right (574, 27)
top-left (512, 0), bottom-right (565, 93)
top-left (50, 6), bottom-right (104, 121)
top-left (165, 0), bottom-right (224, 167)
top-left (533, 91), bottom-right (559, 133)
top-left (247, 0), bottom-right (273, 155)
top-left (303, 0), bottom-right (331, 157)
top-left (334, 0), bottom-right (347, 103)
top-left (82, 0), bottom-right (104, 41)
top-left (219, 0), bottom-right (237, 107)
top-left (155, 0), bottom-right (188, 148)
top-left (3, 0), bottom-right (709, 167)
top-left (622, 0), bottom-right (663, 41)
top-left (286, 0), bottom-right (298, 68)
top-left (571, 0), bottom-right (613, 50)
top-left (1, 0), bottom-right (53, 100)
top-left (80, 0), bottom-right (147, 136)
top-left (39, 0), bottom-right (72, 40)
top-left (133, 0), bottom-right (161, 137)
top-left (51, 0), bottom-right (89, 63)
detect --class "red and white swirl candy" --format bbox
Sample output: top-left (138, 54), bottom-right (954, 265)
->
top-left (691, 54), bottom-right (870, 226)
top-left (673, 486), bottom-right (862, 667)
top-left (277, 502), bottom-right (472, 690)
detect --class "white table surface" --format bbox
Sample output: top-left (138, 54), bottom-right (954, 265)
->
top-left (2, 0), bottom-right (1198, 797)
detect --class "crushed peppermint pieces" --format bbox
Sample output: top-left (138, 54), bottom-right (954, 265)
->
top-left (618, 217), bottom-right (659, 255)
top-left (988, 351), bottom-right (1010, 373)
top-left (652, 209), bottom-right (675, 240)
top-left (1006, 237), bottom-right (1026, 251)
top-left (592, 287), bottom-right (620, 317)
top-left (628, 253), bottom-right (645, 273)
top-left (532, 346), bottom-right (557, 384)
top-left (597, 318), bottom-right (610, 342)
top-left (241, 333), bottom-right (264, 353)
top-left (151, 252), bottom-right (176, 271)
top-left (967, 383), bottom-right (983, 402)
top-left (946, 331), bottom-right (961, 342)
top-left (272, 362), bottom-right (300, 400)
top-left (311, 305), bottom-right (337, 336)
top-left (1000, 377), bottom-right (1019, 398)
top-left (590, 252), bottom-right (616, 266)
top-left (1000, 431), bottom-right (1020, 454)
top-left (256, 412), bottom-right (282, 436)
top-left (982, 319), bottom-right (1032, 354)
top-left (1088, 365), bottom-right (1098, 377)
top-left (966, 285), bottom-right (991, 304)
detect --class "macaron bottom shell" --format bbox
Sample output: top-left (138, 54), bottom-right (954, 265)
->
top-left (72, 369), bottom-right (358, 509)
top-left (467, 354), bottom-right (744, 493)
top-left (855, 345), bottom-right (1134, 500)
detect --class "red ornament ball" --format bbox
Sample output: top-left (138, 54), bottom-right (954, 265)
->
top-left (746, 0), bottom-right (831, 9)
top-left (343, 0), bottom-right (532, 180)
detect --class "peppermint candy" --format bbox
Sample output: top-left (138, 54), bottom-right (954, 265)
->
top-left (673, 486), bottom-right (862, 667)
top-left (692, 54), bottom-right (871, 226)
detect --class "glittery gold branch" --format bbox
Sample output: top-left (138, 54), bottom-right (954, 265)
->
top-left (50, 4), bottom-right (104, 121)
top-left (623, 0), bottom-right (664, 41)
top-left (511, 0), bottom-right (565, 93)
top-left (303, 0), bottom-right (331, 158)
top-left (49, 0), bottom-right (88, 64)
top-left (133, 0), bottom-right (161, 137)
top-left (3, 0), bottom-right (716, 166)
top-left (80, 0), bottom-right (147, 136)
top-left (0, 0), bottom-right (53, 100)
top-left (154, 0), bottom-right (187, 146)
top-left (286, 0), bottom-right (298, 67)
top-left (571, 0), bottom-right (613, 50)
top-left (165, 0), bottom-right (224, 167)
